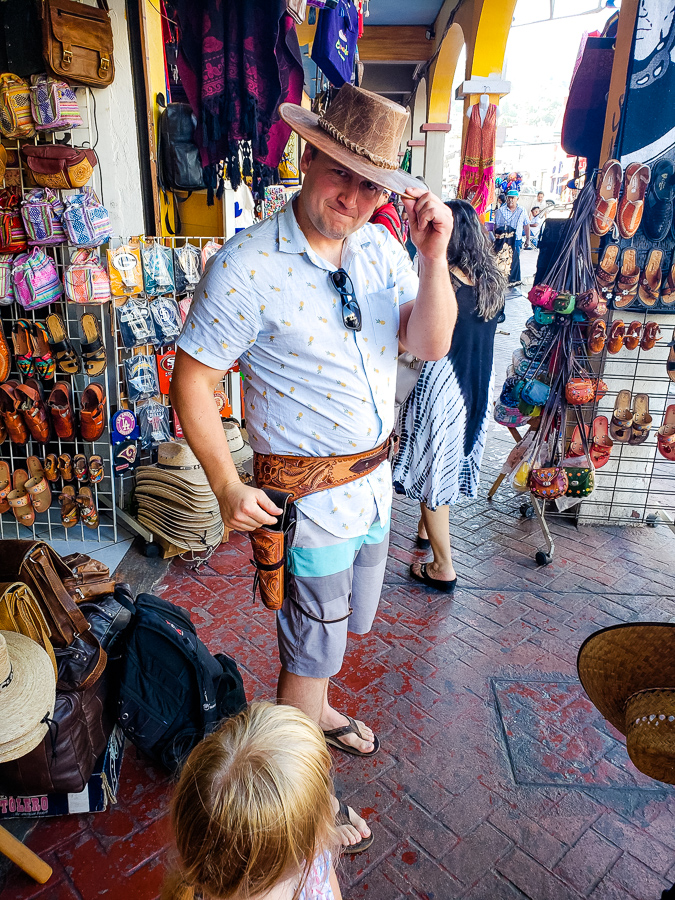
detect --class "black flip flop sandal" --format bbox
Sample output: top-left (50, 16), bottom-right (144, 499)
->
top-left (336, 800), bottom-right (374, 855)
top-left (323, 714), bottom-right (380, 758)
top-left (409, 563), bottom-right (457, 593)
top-left (416, 534), bottom-right (431, 550)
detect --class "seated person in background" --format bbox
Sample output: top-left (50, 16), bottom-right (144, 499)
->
top-left (162, 702), bottom-right (348, 900)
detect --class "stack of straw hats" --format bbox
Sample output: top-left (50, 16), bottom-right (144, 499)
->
top-left (135, 440), bottom-right (225, 552)
top-left (0, 630), bottom-right (56, 763)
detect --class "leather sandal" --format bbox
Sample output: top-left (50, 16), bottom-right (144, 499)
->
top-left (45, 312), bottom-right (80, 375)
top-left (667, 328), bottom-right (675, 384)
top-left (336, 800), bottom-right (374, 855)
top-left (58, 485), bottom-right (79, 528)
top-left (0, 318), bottom-right (10, 384)
top-left (15, 378), bottom-right (50, 444)
top-left (624, 321), bottom-right (642, 351)
top-left (76, 486), bottom-right (98, 529)
top-left (30, 322), bottom-right (55, 381)
top-left (11, 320), bottom-right (35, 377)
top-left (590, 416), bottom-right (614, 468)
top-left (79, 313), bottom-right (107, 377)
top-left (0, 381), bottom-right (29, 444)
top-left (617, 162), bottom-right (651, 238)
top-left (0, 460), bottom-right (10, 514)
top-left (595, 244), bottom-right (620, 305)
top-left (410, 562), bottom-right (457, 593)
top-left (25, 456), bottom-right (51, 513)
top-left (592, 159), bottom-right (622, 236)
top-left (661, 263), bottom-right (675, 307)
top-left (48, 382), bottom-right (76, 441)
top-left (640, 321), bottom-right (662, 351)
top-left (44, 453), bottom-right (59, 482)
top-left (323, 715), bottom-right (380, 758)
top-left (607, 320), bottom-right (625, 354)
top-left (58, 453), bottom-right (74, 482)
top-left (568, 423), bottom-right (590, 459)
top-left (629, 394), bottom-right (652, 446)
top-left (610, 390), bottom-right (633, 442)
top-left (74, 454), bottom-right (88, 482)
top-left (88, 454), bottom-right (104, 483)
top-left (657, 405), bottom-right (675, 460)
top-left (613, 249), bottom-right (640, 308)
top-left (80, 384), bottom-right (106, 442)
top-left (638, 249), bottom-right (663, 308)
top-left (643, 159), bottom-right (675, 242)
top-left (8, 468), bottom-right (34, 528)
top-left (587, 318), bottom-right (607, 355)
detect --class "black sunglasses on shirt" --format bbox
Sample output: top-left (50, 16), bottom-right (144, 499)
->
top-left (329, 268), bottom-right (362, 332)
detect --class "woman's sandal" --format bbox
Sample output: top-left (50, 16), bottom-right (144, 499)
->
top-left (336, 800), bottom-right (374, 855)
top-left (11, 319), bottom-right (35, 376)
top-left (590, 416), bottom-right (614, 468)
top-left (624, 321), bottom-right (642, 351)
top-left (59, 485), bottom-right (79, 527)
top-left (629, 393), bottom-right (652, 446)
top-left (609, 390), bottom-right (633, 442)
top-left (45, 312), bottom-right (80, 375)
top-left (88, 454), bottom-right (104, 483)
top-left (568, 423), bottom-right (590, 459)
top-left (595, 244), bottom-right (619, 305)
top-left (667, 328), bottom-right (675, 384)
top-left (44, 453), bottom-right (59, 482)
top-left (416, 534), bottom-right (431, 550)
top-left (8, 468), bottom-right (34, 528)
top-left (638, 249), bottom-right (663, 308)
top-left (74, 454), bottom-right (88, 482)
top-left (76, 486), bottom-right (98, 529)
top-left (0, 460), bottom-right (10, 514)
top-left (613, 249), bottom-right (640, 308)
top-left (25, 456), bottom-right (51, 513)
top-left (58, 452), bottom-right (74, 482)
top-left (409, 562), bottom-right (457, 594)
top-left (323, 715), bottom-right (380, 758)
top-left (657, 405), bottom-right (675, 460)
top-left (79, 313), bottom-right (107, 376)
top-left (31, 322), bottom-right (56, 380)
top-left (640, 321), bottom-right (661, 351)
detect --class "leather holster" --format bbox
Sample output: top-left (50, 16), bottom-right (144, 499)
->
top-left (249, 489), bottom-right (293, 611)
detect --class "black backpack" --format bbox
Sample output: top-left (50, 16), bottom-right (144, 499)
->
top-left (157, 94), bottom-right (205, 233)
top-left (116, 592), bottom-right (246, 772)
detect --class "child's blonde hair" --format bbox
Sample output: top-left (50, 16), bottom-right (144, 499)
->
top-left (162, 702), bottom-right (339, 900)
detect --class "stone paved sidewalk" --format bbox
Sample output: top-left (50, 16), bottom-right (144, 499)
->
top-left (3, 286), bottom-right (675, 900)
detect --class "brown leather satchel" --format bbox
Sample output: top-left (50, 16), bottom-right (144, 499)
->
top-left (0, 580), bottom-right (57, 676)
top-left (22, 144), bottom-right (97, 190)
top-left (0, 540), bottom-right (106, 689)
top-left (41, 0), bottom-right (115, 88)
top-left (61, 552), bottom-right (116, 601)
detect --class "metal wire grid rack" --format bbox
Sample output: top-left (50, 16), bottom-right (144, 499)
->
top-left (0, 86), bottom-right (118, 543)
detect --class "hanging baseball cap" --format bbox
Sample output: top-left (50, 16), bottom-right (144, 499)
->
top-left (0, 630), bottom-right (56, 763)
top-left (279, 83), bottom-right (420, 196)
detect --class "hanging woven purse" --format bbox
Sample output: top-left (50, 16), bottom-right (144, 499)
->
top-left (0, 73), bottom-right (35, 139)
top-left (64, 248), bottom-right (111, 304)
top-left (0, 189), bottom-right (28, 252)
top-left (63, 188), bottom-right (112, 247)
top-left (29, 73), bottom-right (83, 131)
top-left (12, 248), bottom-right (63, 310)
top-left (21, 188), bottom-right (67, 246)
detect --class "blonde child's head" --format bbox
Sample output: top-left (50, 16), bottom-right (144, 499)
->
top-left (162, 702), bottom-right (339, 900)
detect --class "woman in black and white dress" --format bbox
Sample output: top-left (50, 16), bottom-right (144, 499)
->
top-left (393, 199), bottom-right (505, 592)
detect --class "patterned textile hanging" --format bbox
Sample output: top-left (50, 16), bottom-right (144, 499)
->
top-left (457, 103), bottom-right (497, 215)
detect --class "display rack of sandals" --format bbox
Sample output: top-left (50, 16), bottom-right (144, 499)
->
top-left (0, 76), bottom-right (117, 543)
top-left (494, 165), bottom-right (675, 563)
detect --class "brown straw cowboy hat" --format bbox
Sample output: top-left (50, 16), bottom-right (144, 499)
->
top-left (279, 83), bottom-right (420, 197)
top-left (577, 622), bottom-right (675, 784)
top-left (0, 630), bottom-right (56, 763)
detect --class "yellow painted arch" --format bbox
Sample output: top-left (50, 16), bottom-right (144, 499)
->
top-left (427, 23), bottom-right (465, 124)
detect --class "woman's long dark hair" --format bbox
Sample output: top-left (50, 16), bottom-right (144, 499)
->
top-left (444, 199), bottom-right (506, 321)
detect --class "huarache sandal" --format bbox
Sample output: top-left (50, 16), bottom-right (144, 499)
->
top-left (8, 468), bottom-right (34, 528)
top-left (661, 263), bottom-right (675, 307)
top-left (0, 460), bottom-right (10, 514)
top-left (590, 416), bottom-right (614, 468)
top-left (0, 319), bottom-right (10, 384)
top-left (43, 453), bottom-right (58, 482)
top-left (610, 390), bottom-right (633, 442)
top-left (59, 485), bottom-right (79, 528)
top-left (410, 562), bottom-right (457, 594)
top-left (592, 159), bottom-right (622, 236)
top-left (58, 452), bottom-right (74, 482)
top-left (15, 378), bottom-right (50, 444)
top-left (629, 394), bottom-right (652, 445)
top-left (607, 320), bottom-right (625, 354)
top-left (640, 321), bottom-right (662, 351)
top-left (596, 244), bottom-right (620, 305)
top-left (73, 454), bottom-right (88, 482)
top-left (30, 322), bottom-right (55, 381)
top-left (613, 249), bottom-right (640, 309)
top-left (323, 715), bottom-right (380, 758)
top-left (587, 318), bottom-right (607, 355)
top-left (617, 162), bottom-right (651, 238)
top-left (79, 313), bottom-right (107, 376)
top-left (336, 800), bottom-right (374, 855)
top-left (638, 249), bottom-right (663, 308)
top-left (624, 321), bottom-right (642, 351)
top-left (76, 486), bottom-right (98, 529)
top-left (568, 423), bottom-right (590, 459)
top-left (25, 456), bottom-right (51, 513)
top-left (88, 454), bottom-right (104, 483)
top-left (657, 405), bottom-right (675, 460)
top-left (668, 328), bottom-right (675, 383)
top-left (11, 319), bottom-right (35, 376)
top-left (45, 312), bottom-right (80, 375)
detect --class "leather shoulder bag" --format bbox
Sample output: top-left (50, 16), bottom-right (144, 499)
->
top-left (41, 0), bottom-right (115, 88)
top-left (0, 580), bottom-right (57, 675)
top-left (22, 144), bottom-right (97, 191)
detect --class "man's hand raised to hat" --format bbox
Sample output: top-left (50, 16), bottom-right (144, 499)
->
top-left (402, 189), bottom-right (454, 261)
top-left (219, 481), bottom-right (283, 532)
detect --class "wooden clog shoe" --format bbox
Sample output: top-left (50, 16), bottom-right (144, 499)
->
top-left (657, 405), bottom-right (675, 460)
top-left (609, 390), bottom-right (633, 442)
top-left (638, 249), bottom-right (663, 308)
top-left (629, 394), bottom-right (652, 446)
top-left (8, 468), bottom-right (34, 528)
top-left (613, 249), bottom-right (640, 309)
top-left (59, 485), bottom-right (79, 528)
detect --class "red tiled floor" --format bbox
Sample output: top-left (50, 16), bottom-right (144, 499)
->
top-left (4, 292), bottom-right (675, 899)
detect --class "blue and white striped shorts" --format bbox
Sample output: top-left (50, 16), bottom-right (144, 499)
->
top-left (276, 506), bottom-right (390, 678)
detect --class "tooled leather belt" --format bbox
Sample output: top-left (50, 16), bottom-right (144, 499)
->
top-left (253, 433), bottom-right (399, 502)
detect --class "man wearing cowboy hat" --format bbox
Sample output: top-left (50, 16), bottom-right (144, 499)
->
top-left (172, 84), bottom-right (456, 844)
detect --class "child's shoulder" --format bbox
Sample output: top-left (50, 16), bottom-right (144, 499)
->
top-left (298, 852), bottom-right (334, 900)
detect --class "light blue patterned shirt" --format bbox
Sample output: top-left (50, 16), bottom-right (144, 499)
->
top-left (177, 200), bottom-right (419, 537)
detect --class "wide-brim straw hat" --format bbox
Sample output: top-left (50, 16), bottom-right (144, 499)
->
top-left (577, 623), bottom-right (675, 784)
top-left (137, 512), bottom-right (224, 552)
top-left (279, 83), bottom-right (420, 197)
top-left (0, 630), bottom-right (56, 763)
top-left (135, 483), bottom-right (219, 511)
top-left (224, 420), bottom-right (253, 466)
